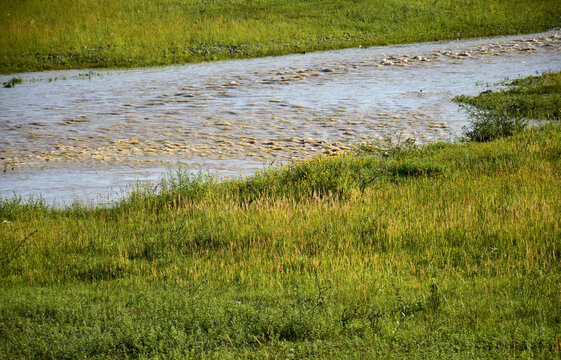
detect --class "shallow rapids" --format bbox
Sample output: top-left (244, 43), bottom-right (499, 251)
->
top-left (1, 30), bottom-right (561, 206)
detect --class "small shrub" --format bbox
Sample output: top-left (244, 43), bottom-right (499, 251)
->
top-left (462, 111), bottom-right (527, 142)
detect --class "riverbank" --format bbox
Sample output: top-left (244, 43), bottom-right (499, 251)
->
top-left (1, 0), bottom-right (560, 74)
top-left (1, 73), bottom-right (560, 358)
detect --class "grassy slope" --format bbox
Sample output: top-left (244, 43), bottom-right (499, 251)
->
top-left (2, 81), bottom-right (561, 356)
top-left (1, 0), bottom-right (560, 74)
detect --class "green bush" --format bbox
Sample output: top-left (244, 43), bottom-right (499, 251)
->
top-left (462, 111), bottom-right (527, 142)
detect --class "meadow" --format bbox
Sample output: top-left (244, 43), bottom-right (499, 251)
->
top-left (1, 0), bottom-right (560, 73)
top-left (1, 73), bottom-right (560, 358)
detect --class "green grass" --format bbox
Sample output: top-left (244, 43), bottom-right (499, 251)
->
top-left (1, 0), bottom-right (560, 73)
top-left (2, 77), bottom-right (22, 88)
top-left (455, 72), bottom-right (561, 141)
top-left (2, 57), bottom-right (561, 359)
top-left (456, 72), bottom-right (561, 122)
top-left (2, 125), bottom-right (561, 357)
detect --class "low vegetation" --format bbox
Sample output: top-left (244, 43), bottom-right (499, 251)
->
top-left (2, 77), bottom-right (22, 88)
top-left (1, 0), bottom-right (560, 73)
top-left (455, 72), bottom-right (561, 141)
top-left (1, 72), bottom-right (561, 358)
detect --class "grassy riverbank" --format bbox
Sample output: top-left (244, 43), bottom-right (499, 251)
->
top-left (1, 74), bottom-right (561, 358)
top-left (455, 72), bottom-right (561, 141)
top-left (1, 0), bottom-right (560, 74)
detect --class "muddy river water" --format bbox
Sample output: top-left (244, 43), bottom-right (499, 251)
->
top-left (1, 30), bottom-right (561, 206)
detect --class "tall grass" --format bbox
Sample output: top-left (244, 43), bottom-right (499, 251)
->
top-left (1, 123), bottom-right (561, 358)
top-left (1, 0), bottom-right (560, 73)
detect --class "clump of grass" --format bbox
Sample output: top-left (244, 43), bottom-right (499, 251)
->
top-left (456, 71), bottom-right (561, 141)
top-left (461, 112), bottom-right (528, 142)
top-left (124, 140), bottom-right (446, 209)
top-left (2, 77), bottom-right (22, 87)
top-left (391, 158), bottom-right (447, 177)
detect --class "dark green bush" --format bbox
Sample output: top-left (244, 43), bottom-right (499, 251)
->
top-left (462, 111), bottom-right (527, 142)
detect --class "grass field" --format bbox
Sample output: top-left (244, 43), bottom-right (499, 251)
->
top-left (1, 73), bottom-right (560, 358)
top-left (1, 0), bottom-right (560, 73)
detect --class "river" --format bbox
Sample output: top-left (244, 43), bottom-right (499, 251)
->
top-left (1, 30), bottom-right (560, 206)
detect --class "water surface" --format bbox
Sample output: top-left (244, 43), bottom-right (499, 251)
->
top-left (1, 30), bottom-right (560, 206)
